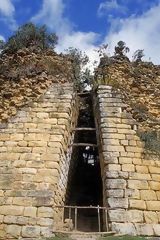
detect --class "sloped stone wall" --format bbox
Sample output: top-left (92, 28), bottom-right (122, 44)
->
top-left (95, 85), bottom-right (160, 236)
top-left (0, 83), bottom-right (78, 239)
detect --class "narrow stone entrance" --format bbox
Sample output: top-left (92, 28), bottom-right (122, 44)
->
top-left (64, 92), bottom-right (103, 232)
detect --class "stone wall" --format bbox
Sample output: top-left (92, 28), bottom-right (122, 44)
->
top-left (95, 85), bottom-right (160, 236)
top-left (0, 83), bottom-right (78, 239)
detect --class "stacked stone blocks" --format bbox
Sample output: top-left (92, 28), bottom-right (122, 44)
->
top-left (96, 85), bottom-right (160, 236)
top-left (0, 83), bottom-right (78, 239)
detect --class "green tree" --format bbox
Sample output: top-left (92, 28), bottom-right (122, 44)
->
top-left (115, 41), bottom-right (130, 56)
top-left (133, 49), bottom-right (144, 62)
top-left (0, 40), bottom-right (5, 51)
top-left (65, 47), bottom-right (89, 91)
top-left (2, 22), bottom-right (58, 53)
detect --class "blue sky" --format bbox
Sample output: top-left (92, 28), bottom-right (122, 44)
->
top-left (0, 0), bottom-right (160, 65)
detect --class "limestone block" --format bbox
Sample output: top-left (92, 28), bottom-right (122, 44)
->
top-left (0, 134), bottom-right (10, 141)
top-left (47, 147), bottom-right (61, 154)
top-left (149, 166), bottom-right (160, 174)
top-left (119, 157), bottom-right (132, 164)
top-left (24, 207), bottom-right (37, 218)
top-left (45, 161), bottom-right (60, 170)
top-left (153, 224), bottom-right (160, 236)
top-left (22, 225), bottom-right (40, 238)
top-left (10, 134), bottom-right (24, 141)
top-left (129, 140), bottom-right (137, 146)
top-left (103, 139), bottom-right (119, 145)
top-left (35, 134), bottom-right (50, 141)
top-left (106, 189), bottom-right (124, 198)
top-left (6, 224), bottom-right (21, 238)
top-left (13, 160), bottom-right (26, 168)
top-left (109, 209), bottom-right (126, 222)
top-left (37, 218), bottom-right (53, 226)
top-left (108, 198), bottom-right (128, 208)
top-left (152, 174), bottom-right (160, 182)
top-left (24, 123), bottom-right (37, 128)
top-left (19, 168), bottom-right (37, 174)
top-left (103, 145), bottom-right (125, 152)
top-left (102, 133), bottom-right (125, 140)
top-left (50, 135), bottom-right (63, 142)
top-left (18, 141), bottom-right (28, 147)
top-left (120, 140), bottom-right (129, 146)
top-left (0, 206), bottom-right (24, 215)
top-left (127, 210), bottom-right (143, 223)
top-left (107, 164), bottom-right (121, 171)
top-left (107, 179), bottom-right (126, 189)
top-left (140, 190), bottom-right (157, 200)
top-left (106, 171), bottom-right (119, 179)
top-left (146, 201), bottom-right (160, 211)
top-left (136, 165), bottom-right (149, 173)
top-left (128, 180), bottom-right (149, 189)
top-left (32, 147), bottom-right (46, 153)
top-left (40, 226), bottom-right (53, 237)
top-left (122, 164), bottom-right (135, 172)
top-left (125, 146), bottom-right (143, 153)
top-left (0, 215), bottom-right (3, 223)
top-left (149, 181), bottom-right (160, 190)
top-left (135, 223), bottom-right (154, 236)
top-left (156, 191), bottom-right (160, 200)
top-left (129, 200), bottom-right (146, 210)
top-left (129, 172), bottom-right (151, 180)
top-left (37, 123), bottom-right (52, 129)
top-left (12, 197), bottom-right (33, 206)
top-left (48, 142), bottom-right (62, 148)
top-left (4, 216), bottom-right (28, 225)
top-left (38, 207), bottom-right (53, 218)
top-left (37, 112), bottom-right (49, 118)
top-left (125, 189), bottom-right (140, 199)
top-left (111, 222), bottom-right (136, 236)
top-left (41, 153), bottom-right (60, 162)
top-left (144, 211), bottom-right (158, 223)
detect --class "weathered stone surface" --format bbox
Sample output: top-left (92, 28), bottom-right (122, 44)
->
top-left (144, 211), bottom-right (158, 223)
top-left (146, 201), bottom-right (160, 211)
top-left (108, 198), bottom-right (128, 208)
top-left (140, 190), bottom-right (157, 200)
top-left (24, 207), bottom-right (37, 218)
top-left (109, 209), bottom-right (126, 222)
top-left (112, 223), bottom-right (136, 235)
top-left (135, 224), bottom-right (154, 236)
top-left (38, 207), bottom-right (53, 218)
top-left (127, 210), bottom-right (143, 223)
top-left (107, 179), bottom-right (126, 189)
top-left (22, 226), bottom-right (40, 238)
top-left (153, 224), bottom-right (160, 236)
top-left (6, 224), bottom-right (21, 238)
top-left (129, 200), bottom-right (146, 210)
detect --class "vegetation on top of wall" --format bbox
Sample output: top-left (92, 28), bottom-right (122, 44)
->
top-left (138, 130), bottom-right (160, 155)
top-left (65, 47), bottom-right (93, 91)
top-left (0, 22), bottom-right (58, 54)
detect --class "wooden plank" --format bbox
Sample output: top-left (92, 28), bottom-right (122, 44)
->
top-left (54, 205), bottom-right (107, 210)
top-left (72, 128), bottom-right (96, 131)
top-left (75, 207), bottom-right (78, 231)
top-left (97, 205), bottom-right (101, 232)
top-left (72, 143), bottom-right (97, 147)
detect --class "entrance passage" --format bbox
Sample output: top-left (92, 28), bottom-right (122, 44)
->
top-left (65, 92), bottom-right (103, 232)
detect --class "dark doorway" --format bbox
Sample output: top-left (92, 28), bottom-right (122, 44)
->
top-left (64, 93), bottom-right (103, 232)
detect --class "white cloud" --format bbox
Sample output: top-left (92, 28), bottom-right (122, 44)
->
top-left (104, 3), bottom-right (160, 63)
top-left (0, 35), bottom-right (5, 41)
top-left (32, 0), bottom-right (99, 70)
top-left (0, 0), bottom-right (17, 30)
top-left (98, 0), bottom-right (127, 16)
top-left (32, 0), bottom-right (72, 34)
